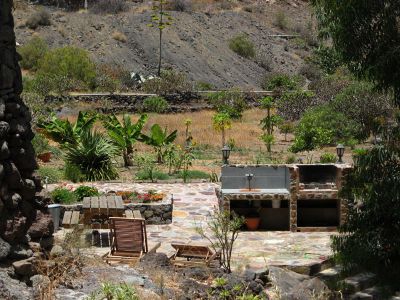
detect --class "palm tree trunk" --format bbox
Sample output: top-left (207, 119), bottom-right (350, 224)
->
top-left (123, 146), bottom-right (134, 167)
top-left (222, 129), bottom-right (225, 147)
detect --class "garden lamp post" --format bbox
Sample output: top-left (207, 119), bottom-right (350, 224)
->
top-left (336, 144), bottom-right (345, 163)
top-left (222, 145), bottom-right (231, 165)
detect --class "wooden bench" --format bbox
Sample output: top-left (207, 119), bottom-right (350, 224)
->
top-left (62, 211), bottom-right (81, 228)
top-left (124, 210), bottom-right (143, 219)
top-left (169, 244), bottom-right (221, 268)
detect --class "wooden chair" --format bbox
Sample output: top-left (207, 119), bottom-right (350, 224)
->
top-left (103, 217), bottom-right (160, 264)
top-left (169, 243), bottom-right (221, 268)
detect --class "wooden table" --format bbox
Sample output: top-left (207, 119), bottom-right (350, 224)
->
top-left (83, 195), bottom-right (125, 229)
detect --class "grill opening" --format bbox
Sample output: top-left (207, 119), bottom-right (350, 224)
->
top-left (297, 199), bottom-right (339, 227)
top-left (298, 165), bottom-right (337, 189)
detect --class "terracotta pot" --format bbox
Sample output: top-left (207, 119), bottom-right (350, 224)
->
top-left (245, 217), bottom-right (260, 230)
top-left (37, 152), bottom-right (51, 163)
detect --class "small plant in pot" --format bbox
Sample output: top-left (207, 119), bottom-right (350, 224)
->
top-left (245, 207), bottom-right (261, 230)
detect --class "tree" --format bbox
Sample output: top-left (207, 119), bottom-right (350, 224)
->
top-left (311, 0), bottom-right (400, 106)
top-left (140, 124), bottom-right (177, 163)
top-left (102, 114), bottom-right (148, 167)
top-left (212, 112), bottom-right (232, 148)
top-left (148, 0), bottom-right (173, 77)
top-left (259, 96), bottom-right (282, 153)
top-left (207, 88), bottom-right (247, 119)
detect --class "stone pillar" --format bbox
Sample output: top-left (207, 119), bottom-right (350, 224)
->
top-left (288, 165), bottom-right (298, 232)
top-left (337, 165), bottom-right (352, 225)
top-left (0, 0), bottom-right (52, 247)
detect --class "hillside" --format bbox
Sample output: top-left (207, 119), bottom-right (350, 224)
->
top-left (14, 0), bottom-right (314, 88)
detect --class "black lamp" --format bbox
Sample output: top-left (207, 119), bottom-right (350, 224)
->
top-left (222, 145), bottom-right (231, 165)
top-left (336, 144), bottom-right (345, 163)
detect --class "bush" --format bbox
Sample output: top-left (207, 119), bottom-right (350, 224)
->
top-left (26, 9), bottom-right (51, 29)
top-left (88, 282), bottom-right (138, 300)
top-left (207, 88), bottom-right (247, 119)
top-left (90, 0), bottom-right (128, 14)
top-left (142, 96), bottom-right (169, 113)
top-left (18, 37), bottom-right (48, 71)
top-left (141, 69), bottom-right (192, 94)
top-left (32, 133), bottom-right (51, 155)
top-left (136, 170), bottom-right (170, 181)
top-left (73, 185), bottom-right (100, 201)
top-left (38, 167), bottom-right (63, 184)
top-left (274, 11), bottom-right (288, 30)
top-left (29, 73), bottom-right (83, 96)
top-left (311, 45), bottom-right (342, 75)
top-left (285, 154), bottom-right (296, 164)
top-left (135, 154), bottom-right (160, 182)
top-left (278, 121), bottom-right (295, 141)
top-left (195, 81), bottom-right (214, 91)
top-left (170, 0), bottom-right (192, 12)
top-left (228, 34), bottom-right (256, 59)
top-left (176, 170), bottom-right (209, 179)
top-left (37, 46), bottom-right (96, 91)
top-left (64, 163), bottom-right (84, 183)
top-left (319, 153), bottom-right (336, 163)
top-left (276, 89), bottom-right (316, 121)
top-left (112, 31), bottom-right (127, 43)
top-left (51, 188), bottom-right (77, 204)
top-left (261, 73), bottom-right (301, 92)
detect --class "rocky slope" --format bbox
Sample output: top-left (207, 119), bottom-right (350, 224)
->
top-left (14, 0), bottom-right (313, 88)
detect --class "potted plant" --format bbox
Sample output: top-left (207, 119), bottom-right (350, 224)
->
top-left (245, 209), bottom-right (261, 230)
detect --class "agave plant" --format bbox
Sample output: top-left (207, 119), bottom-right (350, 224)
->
top-left (139, 124), bottom-right (177, 163)
top-left (37, 111), bottom-right (98, 146)
top-left (102, 114), bottom-right (148, 167)
top-left (64, 130), bottom-right (119, 181)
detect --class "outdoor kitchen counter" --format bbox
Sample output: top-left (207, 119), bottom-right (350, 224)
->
top-left (221, 189), bottom-right (290, 201)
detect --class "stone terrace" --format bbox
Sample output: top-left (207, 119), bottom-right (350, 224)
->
top-left (53, 183), bottom-right (333, 274)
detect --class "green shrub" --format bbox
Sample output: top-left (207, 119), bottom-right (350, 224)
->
top-left (142, 69), bottom-right (191, 94)
top-left (136, 170), bottom-right (170, 181)
top-left (176, 170), bottom-right (209, 179)
top-left (262, 73), bottom-right (301, 91)
top-left (64, 163), bottom-right (85, 183)
top-left (29, 73), bottom-right (83, 96)
top-left (135, 154), bottom-right (160, 182)
top-left (88, 282), bottom-right (138, 300)
top-left (311, 45), bottom-right (342, 75)
top-left (51, 188), bottom-right (77, 204)
top-left (319, 152), bottom-right (336, 163)
top-left (274, 11), bottom-right (288, 30)
top-left (207, 88), bottom-right (247, 119)
top-left (195, 81), bottom-right (214, 91)
top-left (285, 154), bottom-right (297, 164)
top-left (38, 167), bottom-right (63, 184)
top-left (32, 133), bottom-right (51, 155)
top-left (26, 9), bottom-right (51, 29)
top-left (37, 46), bottom-right (96, 91)
top-left (18, 37), bottom-right (48, 71)
top-left (290, 105), bottom-right (360, 153)
top-left (142, 96), bottom-right (169, 113)
top-left (228, 34), bottom-right (256, 59)
top-left (276, 90), bottom-right (316, 121)
top-left (73, 185), bottom-right (100, 201)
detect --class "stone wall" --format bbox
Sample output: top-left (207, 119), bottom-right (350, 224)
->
top-left (0, 0), bottom-right (52, 253)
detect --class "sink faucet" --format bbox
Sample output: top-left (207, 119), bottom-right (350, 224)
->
top-left (245, 173), bottom-right (254, 190)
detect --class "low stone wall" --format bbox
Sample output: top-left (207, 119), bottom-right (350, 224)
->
top-left (60, 201), bottom-right (173, 226)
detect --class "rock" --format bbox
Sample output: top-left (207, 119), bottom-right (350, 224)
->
top-left (39, 236), bottom-right (54, 250)
top-left (183, 267), bottom-right (210, 280)
top-left (0, 269), bottom-right (32, 300)
top-left (287, 277), bottom-right (331, 300)
top-left (0, 237), bottom-right (11, 260)
top-left (137, 253), bottom-right (170, 268)
top-left (12, 257), bottom-right (36, 277)
top-left (50, 245), bottom-right (65, 257)
top-left (268, 266), bottom-right (310, 297)
top-left (0, 121), bottom-right (9, 139)
top-left (9, 244), bottom-right (33, 259)
top-left (143, 210), bottom-right (154, 218)
top-left (28, 210), bottom-right (54, 239)
top-left (30, 274), bottom-right (50, 298)
top-left (28, 242), bottom-right (41, 252)
top-left (2, 214), bottom-right (28, 244)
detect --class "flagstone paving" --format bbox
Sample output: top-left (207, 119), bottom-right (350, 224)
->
top-left (52, 182), bottom-right (333, 272)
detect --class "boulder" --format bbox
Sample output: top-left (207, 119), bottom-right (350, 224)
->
top-left (9, 244), bottom-right (33, 259)
top-left (39, 236), bottom-right (54, 250)
top-left (50, 245), bottom-right (65, 258)
top-left (268, 266), bottom-right (310, 297)
top-left (12, 257), bottom-right (36, 277)
top-left (287, 277), bottom-right (331, 300)
top-left (2, 214), bottom-right (28, 244)
top-left (0, 269), bottom-right (32, 300)
top-left (0, 237), bottom-right (11, 261)
top-left (30, 274), bottom-right (50, 299)
top-left (28, 210), bottom-right (54, 239)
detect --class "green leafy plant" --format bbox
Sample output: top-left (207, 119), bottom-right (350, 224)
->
top-left (176, 169), bottom-right (209, 180)
top-left (139, 124), bottom-right (177, 163)
top-left (274, 10), bottom-right (288, 30)
top-left (179, 146), bottom-right (195, 183)
top-left (195, 81), bottom-right (214, 91)
top-left (207, 89), bottom-right (247, 119)
top-left (73, 186), bottom-right (100, 201)
top-left (196, 208), bottom-right (245, 273)
top-left (228, 33), bottom-right (256, 59)
top-left (102, 114), bottom-right (148, 167)
top-left (262, 73), bottom-right (300, 92)
top-left (64, 130), bottom-right (119, 181)
top-left (86, 282), bottom-right (139, 300)
top-left (319, 152), bottom-right (336, 163)
top-left (142, 96), bottom-right (169, 113)
top-left (310, 45), bottom-right (342, 75)
top-left (141, 69), bottom-right (191, 94)
top-left (32, 133), bottom-right (51, 155)
top-left (278, 121), bottom-right (295, 141)
top-left (18, 36), bottom-right (48, 71)
top-left (135, 153), bottom-right (161, 182)
top-left (259, 133), bottom-right (275, 154)
top-left (148, 0), bottom-right (173, 76)
top-left (285, 154), bottom-right (296, 164)
top-left (51, 188), bottom-right (77, 204)
top-left (64, 163), bottom-right (85, 183)
top-left (259, 96), bottom-right (282, 153)
top-left (37, 111), bottom-right (98, 146)
top-left (38, 167), bottom-right (63, 184)
top-left (212, 112), bottom-right (232, 148)
top-left (276, 90), bottom-right (316, 121)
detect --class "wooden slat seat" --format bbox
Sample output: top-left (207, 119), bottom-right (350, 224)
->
top-left (170, 243), bottom-right (221, 268)
top-left (62, 211), bottom-right (81, 228)
top-left (124, 210), bottom-right (143, 219)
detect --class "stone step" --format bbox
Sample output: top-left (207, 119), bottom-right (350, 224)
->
top-left (341, 272), bottom-right (376, 294)
top-left (350, 286), bottom-right (400, 300)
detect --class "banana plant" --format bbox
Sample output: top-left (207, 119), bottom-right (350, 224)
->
top-left (37, 111), bottom-right (98, 146)
top-left (102, 114), bottom-right (148, 167)
top-left (140, 124), bottom-right (177, 163)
